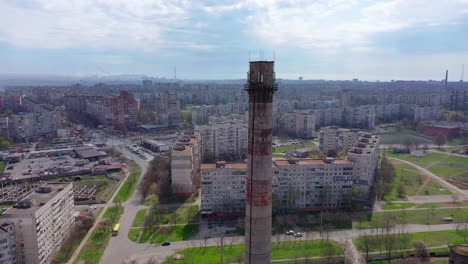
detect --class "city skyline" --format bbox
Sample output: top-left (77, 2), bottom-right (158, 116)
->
top-left (1, 0), bottom-right (468, 81)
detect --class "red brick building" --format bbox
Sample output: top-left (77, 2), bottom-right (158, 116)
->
top-left (423, 123), bottom-right (461, 138)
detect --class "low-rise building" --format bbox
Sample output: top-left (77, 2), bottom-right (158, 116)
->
top-left (140, 139), bottom-right (170, 152)
top-left (1, 183), bottom-right (74, 264)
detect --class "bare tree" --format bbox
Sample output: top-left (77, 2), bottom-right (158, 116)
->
top-left (414, 241), bottom-right (429, 261)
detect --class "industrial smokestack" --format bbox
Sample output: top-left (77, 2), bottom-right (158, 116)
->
top-left (445, 69), bottom-right (448, 89)
top-left (244, 61), bottom-right (277, 264)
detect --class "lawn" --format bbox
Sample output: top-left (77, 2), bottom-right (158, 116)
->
top-left (384, 152), bottom-right (448, 168)
top-left (358, 208), bottom-right (468, 228)
top-left (147, 205), bottom-right (199, 225)
top-left (355, 229), bottom-right (468, 253)
top-left (383, 160), bottom-right (422, 201)
top-left (128, 228), bottom-right (140, 242)
top-left (132, 209), bottom-right (147, 227)
top-left (150, 224), bottom-right (199, 243)
top-left (0, 161), bottom-right (5, 176)
top-left (114, 166), bottom-right (141, 202)
top-left (415, 201), bottom-right (468, 209)
top-left (272, 140), bottom-right (316, 154)
top-left (379, 131), bottom-right (432, 145)
top-left (419, 181), bottom-right (452, 195)
top-left (75, 206), bottom-right (124, 264)
top-left (162, 240), bottom-right (342, 264)
top-left (181, 110), bottom-right (192, 122)
top-left (382, 203), bottom-right (416, 210)
top-left (127, 209), bottom-right (148, 242)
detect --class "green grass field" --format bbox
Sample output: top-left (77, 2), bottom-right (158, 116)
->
top-left (383, 160), bottom-right (422, 201)
top-left (385, 152), bottom-right (468, 184)
top-left (379, 131), bottom-right (432, 145)
top-left (132, 209), bottom-right (147, 227)
top-left (154, 205), bottom-right (200, 225)
top-left (162, 240), bottom-right (342, 264)
top-left (128, 228), bottom-right (140, 242)
top-left (384, 152), bottom-right (448, 168)
top-left (419, 181), bottom-right (452, 195)
top-left (0, 161), bottom-right (6, 176)
top-left (382, 203), bottom-right (416, 210)
top-left (114, 166), bottom-right (141, 202)
top-left (75, 206), bottom-right (124, 264)
top-left (272, 140), bottom-right (316, 154)
top-left (150, 224), bottom-right (199, 243)
top-left (358, 208), bottom-right (468, 228)
top-left (355, 229), bottom-right (468, 253)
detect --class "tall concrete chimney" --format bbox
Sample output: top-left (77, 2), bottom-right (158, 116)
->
top-left (445, 69), bottom-right (449, 89)
top-left (244, 61), bottom-right (277, 264)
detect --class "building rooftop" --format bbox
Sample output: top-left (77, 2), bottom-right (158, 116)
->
top-left (451, 245), bottom-right (468, 256)
top-left (142, 139), bottom-right (168, 146)
top-left (3, 183), bottom-right (71, 215)
top-left (274, 159), bottom-right (352, 166)
top-left (201, 158), bottom-right (352, 170)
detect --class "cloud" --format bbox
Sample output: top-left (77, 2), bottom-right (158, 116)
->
top-left (240, 0), bottom-right (468, 50)
top-left (0, 0), bottom-right (205, 51)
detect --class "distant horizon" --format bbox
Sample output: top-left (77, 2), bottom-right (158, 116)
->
top-left (1, 1), bottom-right (467, 81)
top-left (0, 72), bottom-right (461, 83)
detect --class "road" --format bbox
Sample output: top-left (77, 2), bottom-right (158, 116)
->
top-left (100, 137), bottom-right (152, 264)
top-left (72, 134), bottom-right (468, 263)
top-left (122, 223), bottom-right (462, 263)
top-left (67, 154), bottom-right (133, 264)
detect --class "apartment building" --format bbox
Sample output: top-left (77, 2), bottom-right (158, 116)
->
top-left (374, 104), bottom-right (401, 122)
top-left (344, 106), bottom-right (376, 129)
top-left (201, 135), bottom-right (379, 217)
top-left (346, 134), bottom-right (380, 197)
top-left (340, 129), bottom-right (362, 152)
top-left (319, 127), bottom-right (364, 156)
top-left (196, 114), bottom-right (248, 162)
top-left (171, 137), bottom-right (200, 197)
top-left (1, 183), bottom-right (74, 264)
top-left (313, 108), bottom-right (343, 128)
top-left (9, 110), bottom-right (61, 142)
top-left (192, 103), bottom-right (248, 125)
top-left (71, 91), bottom-right (138, 131)
top-left (0, 223), bottom-right (16, 264)
top-left (201, 157), bottom-right (369, 217)
top-left (413, 106), bottom-right (439, 122)
top-left (280, 111), bottom-right (316, 139)
top-left (319, 126), bottom-right (340, 156)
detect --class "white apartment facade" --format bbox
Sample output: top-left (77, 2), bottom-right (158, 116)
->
top-left (171, 137), bottom-right (200, 197)
top-left (0, 223), bottom-right (16, 264)
top-left (346, 134), bottom-right (380, 197)
top-left (1, 183), bottom-right (74, 264)
top-left (196, 114), bottom-right (248, 162)
top-left (201, 134), bottom-right (379, 217)
top-left (280, 111), bottom-right (316, 139)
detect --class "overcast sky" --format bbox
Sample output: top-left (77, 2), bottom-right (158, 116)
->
top-left (1, 0), bottom-right (468, 80)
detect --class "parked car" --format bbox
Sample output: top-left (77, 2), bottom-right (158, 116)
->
top-left (286, 230), bottom-right (295, 235)
top-left (294, 232), bottom-right (303, 237)
top-left (161, 241), bottom-right (171, 246)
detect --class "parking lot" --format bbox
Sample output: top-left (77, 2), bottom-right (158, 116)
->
top-left (3, 155), bottom-right (91, 181)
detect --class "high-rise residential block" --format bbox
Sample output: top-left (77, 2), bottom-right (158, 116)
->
top-left (1, 183), bottom-right (74, 264)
